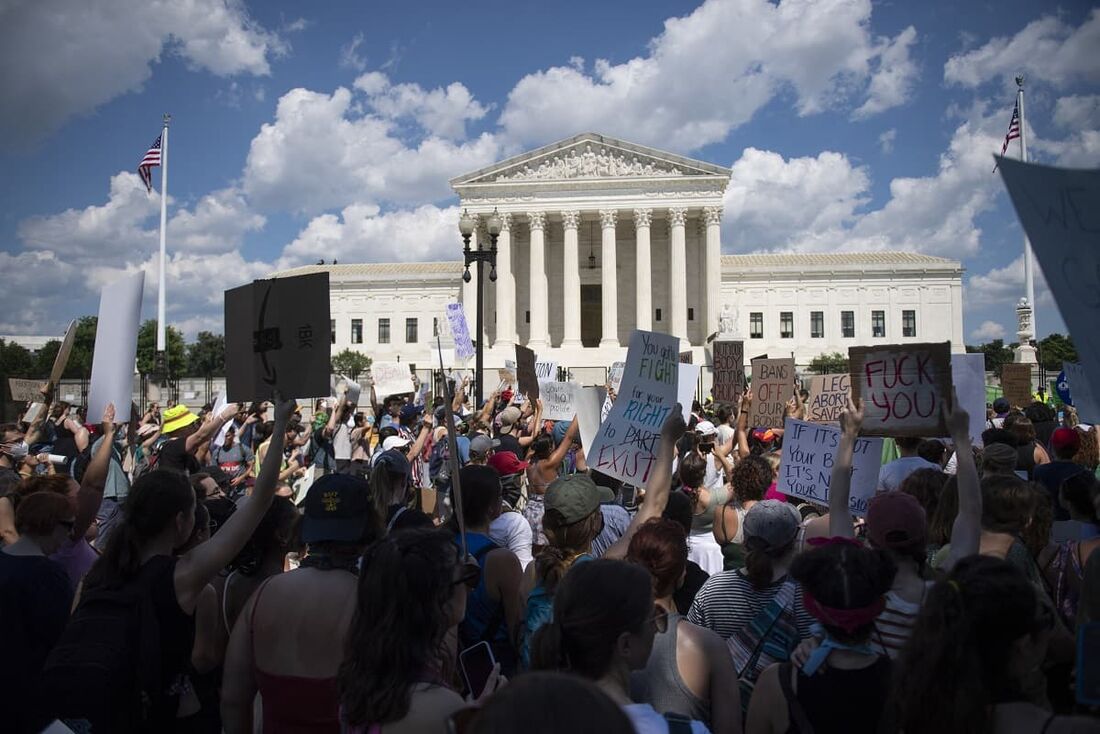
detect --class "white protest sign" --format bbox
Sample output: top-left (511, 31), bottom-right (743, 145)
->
top-left (535, 360), bottom-right (558, 382)
top-left (997, 158), bottom-right (1100, 407)
top-left (778, 418), bottom-right (884, 516)
top-left (333, 374), bottom-right (362, 405)
top-left (446, 303), bottom-right (475, 361)
top-left (587, 330), bottom-right (679, 485)
top-left (88, 270), bottom-right (144, 421)
top-left (950, 353), bottom-right (987, 447)
top-left (608, 361), bottom-right (626, 391)
top-left (371, 362), bottom-right (414, 399)
top-left (677, 363), bottom-right (699, 421)
top-left (575, 386), bottom-right (604, 452)
top-left (1064, 362), bottom-right (1100, 423)
top-left (541, 381), bottom-right (577, 421)
top-left (212, 391), bottom-right (233, 446)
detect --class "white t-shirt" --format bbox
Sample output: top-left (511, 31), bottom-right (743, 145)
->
top-left (877, 456), bottom-right (940, 492)
top-left (703, 454), bottom-right (724, 493)
top-left (489, 511), bottom-right (534, 571)
top-left (622, 703), bottom-right (711, 734)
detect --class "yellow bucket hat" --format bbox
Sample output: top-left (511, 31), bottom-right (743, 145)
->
top-left (162, 404), bottom-right (199, 434)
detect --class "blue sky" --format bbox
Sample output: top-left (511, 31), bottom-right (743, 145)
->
top-left (1, 0), bottom-right (1097, 342)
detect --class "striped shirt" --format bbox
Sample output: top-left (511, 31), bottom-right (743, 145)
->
top-left (873, 585), bottom-right (932, 659)
top-left (686, 569), bottom-right (815, 641)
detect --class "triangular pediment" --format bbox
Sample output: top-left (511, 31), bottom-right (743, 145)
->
top-left (451, 133), bottom-right (730, 187)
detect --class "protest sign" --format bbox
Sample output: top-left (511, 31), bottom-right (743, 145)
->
top-left (89, 271), bottom-right (144, 420)
top-left (951, 353), bottom-right (987, 446)
top-left (574, 386), bottom-right (604, 452)
top-left (607, 361), bottom-right (626, 391)
top-left (541, 381), bottom-right (577, 421)
top-left (1000, 363), bottom-right (1033, 408)
top-left (49, 320), bottom-right (77, 387)
top-left (849, 342), bottom-right (951, 437)
top-left (997, 158), bottom-right (1100, 409)
top-left (445, 303), bottom-right (475, 361)
top-left (371, 361), bottom-right (415, 399)
top-left (499, 359), bottom-right (517, 385)
top-left (515, 345), bottom-right (539, 401)
top-left (1064, 362), bottom-right (1100, 423)
top-left (712, 341), bottom-right (745, 403)
top-left (536, 360), bottom-right (558, 381)
top-left (333, 375), bottom-right (362, 405)
top-left (778, 418), bottom-right (883, 516)
top-left (677, 363), bottom-right (699, 421)
top-left (23, 403), bottom-right (44, 424)
top-left (679, 351), bottom-right (693, 364)
top-left (8, 378), bottom-right (44, 402)
top-left (806, 373), bottom-right (850, 423)
top-left (587, 330), bottom-right (679, 486)
top-left (225, 273), bottom-right (331, 402)
top-left (749, 358), bottom-right (795, 428)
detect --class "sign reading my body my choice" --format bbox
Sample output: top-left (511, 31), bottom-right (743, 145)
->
top-left (587, 330), bottom-right (679, 486)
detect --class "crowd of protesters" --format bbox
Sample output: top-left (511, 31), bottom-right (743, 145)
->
top-left (1, 365), bottom-right (1098, 734)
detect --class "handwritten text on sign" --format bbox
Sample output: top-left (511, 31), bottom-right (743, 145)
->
top-left (749, 358), bottom-right (794, 428)
top-left (587, 330), bottom-right (679, 485)
top-left (807, 373), bottom-right (850, 422)
top-left (445, 303), bottom-right (475, 361)
top-left (779, 418), bottom-right (883, 516)
top-left (712, 341), bottom-right (745, 403)
top-left (849, 342), bottom-right (951, 437)
top-left (540, 381), bottom-right (576, 421)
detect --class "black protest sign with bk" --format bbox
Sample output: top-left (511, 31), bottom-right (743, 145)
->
top-left (225, 273), bottom-right (331, 402)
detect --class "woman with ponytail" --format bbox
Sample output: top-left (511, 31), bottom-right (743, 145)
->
top-left (530, 559), bottom-right (711, 733)
top-left (679, 451), bottom-right (727, 575)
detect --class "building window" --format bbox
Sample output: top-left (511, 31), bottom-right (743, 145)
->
top-left (749, 312), bottom-right (763, 339)
top-left (903, 310), bottom-right (917, 337)
top-left (655, 308), bottom-right (662, 322)
top-left (525, 311), bottom-right (530, 323)
top-left (688, 307), bottom-right (694, 321)
top-left (841, 311), bottom-right (855, 338)
top-left (780, 312), bottom-right (794, 339)
top-left (433, 317), bottom-right (439, 338)
top-left (872, 310), bottom-right (886, 338)
top-left (378, 318), bottom-right (390, 344)
top-left (351, 319), bottom-right (362, 344)
top-left (330, 319), bottom-right (336, 345)
top-left (810, 311), bottom-right (824, 338)
top-left (406, 318), bottom-right (418, 343)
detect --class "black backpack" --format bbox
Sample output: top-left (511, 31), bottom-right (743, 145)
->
top-left (41, 565), bottom-right (166, 730)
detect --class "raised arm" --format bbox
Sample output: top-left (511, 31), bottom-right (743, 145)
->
top-left (604, 404), bottom-right (687, 560)
top-left (545, 416), bottom-right (578, 466)
top-left (735, 389), bottom-right (752, 459)
top-left (71, 403), bottom-right (116, 542)
top-left (407, 412), bottom-right (435, 458)
top-left (23, 383), bottom-right (55, 447)
top-left (517, 400), bottom-right (544, 448)
top-left (186, 402), bottom-right (238, 453)
top-left (828, 397), bottom-right (863, 539)
top-left (942, 390), bottom-right (980, 572)
top-left (323, 390), bottom-right (348, 439)
top-left (175, 395), bottom-right (293, 613)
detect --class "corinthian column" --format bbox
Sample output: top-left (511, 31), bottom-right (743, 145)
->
top-left (668, 207), bottom-right (688, 342)
top-left (703, 206), bottom-right (722, 342)
top-left (561, 210), bottom-right (582, 347)
top-left (493, 212), bottom-right (515, 348)
top-left (599, 209), bottom-right (619, 348)
top-left (634, 208), bottom-right (652, 331)
top-left (527, 212), bottom-right (549, 350)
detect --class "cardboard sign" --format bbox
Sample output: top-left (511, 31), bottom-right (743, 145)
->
top-left (371, 361), bottom-right (415, 399)
top-left (541, 381), bottom-right (577, 421)
top-left (49, 319), bottom-right (77, 386)
top-left (1064, 362), bottom-right (1100, 423)
top-left (89, 271), bottom-right (144, 421)
top-left (712, 340), bottom-right (745, 403)
top-left (950, 353), bottom-right (987, 447)
top-left (997, 158), bottom-right (1100, 411)
top-left (499, 359), bottom-right (517, 385)
top-left (679, 351), bottom-right (693, 364)
top-left (574, 386), bottom-right (604, 451)
top-left (608, 361), bottom-right (626, 392)
top-left (515, 345), bottom-right (539, 401)
top-left (535, 360), bottom-right (558, 382)
top-left (587, 330), bottom-right (680, 485)
top-left (677, 363), bottom-right (699, 421)
top-left (778, 418), bottom-right (883, 516)
top-left (749, 358), bottom-right (795, 428)
top-left (806, 373), bottom-right (850, 422)
top-left (8, 378), bottom-right (44, 403)
top-left (849, 342), bottom-right (951, 437)
top-left (1001, 362), bottom-right (1033, 408)
top-left (225, 273), bottom-right (331, 402)
top-left (446, 303), bottom-right (475, 361)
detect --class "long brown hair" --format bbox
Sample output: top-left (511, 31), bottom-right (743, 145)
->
top-left (535, 507), bottom-right (603, 593)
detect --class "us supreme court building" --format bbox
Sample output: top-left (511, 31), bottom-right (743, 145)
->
top-left (274, 133), bottom-right (964, 386)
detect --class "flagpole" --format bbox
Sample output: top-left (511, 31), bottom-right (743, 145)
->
top-left (157, 112), bottom-right (170, 354)
top-left (1017, 77), bottom-right (1036, 337)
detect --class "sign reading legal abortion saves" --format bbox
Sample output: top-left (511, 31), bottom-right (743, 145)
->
top-left (587, 330), bottom-right (679, 485)
top-left (806, 373), bottom-right (850, 422)
top-left (849, 342), bottom-right (951, 437)
top-left (779, 419), bottom-right (883, 516)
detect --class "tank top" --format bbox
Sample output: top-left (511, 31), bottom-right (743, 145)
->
top-left (1016, 442), bottom-right (1038, 478)
top-left (459, 532), bottom-right (515, 672)
top-left (782, 656), bottom-right (891, 733)
top-left (690, 484), bottom-right (730, 536)
top-left (632, 613), bottom-right (711, 725)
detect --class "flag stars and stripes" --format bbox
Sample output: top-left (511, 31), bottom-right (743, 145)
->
top-left (138, 135), bottom-right (162, 192)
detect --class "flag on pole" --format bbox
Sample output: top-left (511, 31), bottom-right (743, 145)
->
top-left (138, 135), bottom-right (162, 192)
top-left (993, 102), bottom-right (1020, 172)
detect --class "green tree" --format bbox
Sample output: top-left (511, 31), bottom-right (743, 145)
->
top-left (186, 331), bottom-right (226, 376)
top-left (1037, 333), bottom-right (1077, 371)
top-left (33, 340), bottom-right (61, 377)
top-left (136, 320), bottom-right (187, 376)
top-left (807, 352), bottom-right (849, 375)
top-left (966, 339), bottom-right (1015, 374)
top-left (331, 349), bottom-right (372, 381)
top-left (0, 339), bottom-right (36, 377)
top-left (65, 316), bottom-right (98, 378)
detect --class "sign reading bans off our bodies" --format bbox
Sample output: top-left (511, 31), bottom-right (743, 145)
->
top-left (849, 342), bottom-right (951, 437)
top-left (779, 418), bottom-right (883, 516)
top-left (587, 330), bottom-right (679, 486)
top-left (749, 358), bottom-right (795, 428)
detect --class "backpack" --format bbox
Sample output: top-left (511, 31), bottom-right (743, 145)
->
top-left (519, 554), bottom-right (594, 670)
top-left (429, 438), bottom-right (451, 488)
top-left (41, 562), bottom-right (167, 730)
top-left (131, 438), bottom-right (166, 480)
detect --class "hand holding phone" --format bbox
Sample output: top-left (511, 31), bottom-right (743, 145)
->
top-left (459, 641), bottom-right (497, 699)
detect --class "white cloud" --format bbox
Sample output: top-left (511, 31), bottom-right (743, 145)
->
top-left (1053, 94), bottom-right (1100, 129)
top-left (498, 0), bottom-right (915, 152)
top-left (878, 128), bottom-right (897, 154)
top-left (356, 72), bottom-right (489, 140)
top-left (944, 10), bottom-right (1100, 89)
top-left (340, 32), bottom-right (368, 72)
top-left (0, 0), bottom-right (285, 147)
top-left (0, 250), bottom-right (84, 334)
top-left (970, 320), bottom-right (1006, 341)
top-left (966, 254), bottom-right (1052, 309)
top-left (169, 188), bottom-right (266, 254)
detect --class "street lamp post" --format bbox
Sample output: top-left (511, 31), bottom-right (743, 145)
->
top-left (460, 208), bottom-right (500, 407)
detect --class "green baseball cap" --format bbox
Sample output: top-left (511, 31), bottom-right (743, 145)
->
top-left (545, 474), bottom-right (615, 525)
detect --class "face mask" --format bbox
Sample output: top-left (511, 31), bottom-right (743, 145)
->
top-left (4, 441), bottom-right (29, 459)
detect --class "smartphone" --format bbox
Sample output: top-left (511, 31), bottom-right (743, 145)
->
top-left (459, 641), bottom-right (496, 698)
top-left (622, 484), bottom-right (639, 508)
top-left (1078, 622), bottom-right (1100, 706)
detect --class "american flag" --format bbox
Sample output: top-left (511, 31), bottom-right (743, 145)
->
top-left (138, 135), bottom-right (161, 192)
top-left (993, 101), bottom-right (1021, 172)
